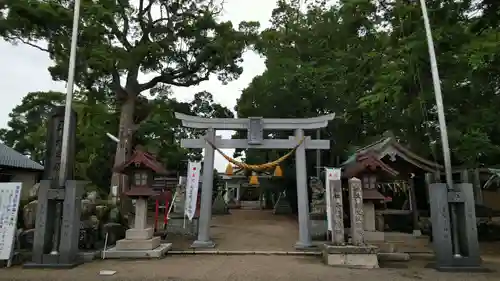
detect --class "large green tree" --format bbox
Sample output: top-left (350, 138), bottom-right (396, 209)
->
top-left (1, 90), bottom-right (234, 193)
top-left (236, 0), bottom-right (500, 171)
top-left (0, 0), bottom-right (259, 191)
top-left (0, 91), bottom-right (118, 189)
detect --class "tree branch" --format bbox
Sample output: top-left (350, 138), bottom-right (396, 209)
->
top-left (111, 68), bottom-right (128, 99)
top-left (114, 0), bottom-right (132, 49)
top-left (5, 36), bottom-right (49, 53)
top-left (139, 71), bottom-right (210, 92)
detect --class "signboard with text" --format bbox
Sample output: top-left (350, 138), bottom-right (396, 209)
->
top-left (324, 168), bottom-right (341, 231)
top-left (0, 183), bottom-right (22, 262)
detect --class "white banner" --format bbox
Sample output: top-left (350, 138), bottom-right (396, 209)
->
top-left (0, 183), bottom-right (22, 262)
top-left (184, 161), bottom-right (201, 220)
top-left (324, 168), bottom-right (341, 231)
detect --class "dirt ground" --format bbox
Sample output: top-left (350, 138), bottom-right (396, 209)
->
top-left (3, 209), bottom-right (500, 280)
top-left (2, 255), bottom-right (500, 281)
top-left (166, 209), bottom-right (500, 255)
top-left (168, 209), bottom-right (299, 251)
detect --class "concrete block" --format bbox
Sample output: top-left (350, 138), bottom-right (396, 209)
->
top-left (104, 243), bottom-right (172, 259)
top-left (322, 244), bottom-right (379, 269)
top-left (115, 237), bottom-right (160, 251)
top-left (125, 228), bottom-right (154, 240)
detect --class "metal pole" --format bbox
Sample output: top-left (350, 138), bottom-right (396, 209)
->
top-left (418, 0), bottom-right (461, 257)
top-left (316, 129), bottom-right (321, 179)
top-left (50, 0), bottom-right (82, 255)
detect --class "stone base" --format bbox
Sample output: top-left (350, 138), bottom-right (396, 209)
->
top-left (23, 262), bottom-right (83, 269)
top-left (322, 244), bottom-right (379, 269)
top-left (191, 240), bottom-right (216, 248)
top-left (23, 254), bottom-right (83, 269)
top-left (104, 243), bottom-right (172, 259)
top-left (364, 231), bottom-right (384, 241)
top-left (116, 236), bottom-right (160, 250)
top-left (295, 241), bottom-right (315, 250)
top-left (125, 228), bottom-right (154, 240)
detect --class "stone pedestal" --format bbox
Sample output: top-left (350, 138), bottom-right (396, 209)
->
top-left (322, 244), bottom-right (379, 268)
top-left (363, 201), bottom-right (384, 241)
top-left (105, 198), bottom-right (171, 259)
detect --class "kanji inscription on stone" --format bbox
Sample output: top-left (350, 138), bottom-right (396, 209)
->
top-left (330, 179), bottom-right (344, 245)
top-left (348, 177), bottom-right (364, 245)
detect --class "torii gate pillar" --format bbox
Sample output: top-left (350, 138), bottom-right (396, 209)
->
top-left (294, 128), bottom-right (311, 248)
top-left (176, 113), bottom-right (335, 249)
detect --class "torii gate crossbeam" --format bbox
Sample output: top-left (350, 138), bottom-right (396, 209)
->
top-left (176, 112), bottom-right (335, 249)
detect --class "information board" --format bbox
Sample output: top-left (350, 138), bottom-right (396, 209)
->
top-left (0, 183), bottom-right (22, 262)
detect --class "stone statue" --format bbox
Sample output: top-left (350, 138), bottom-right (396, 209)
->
top-left (19, 184), bottom-right (127, 251)
top-left (310, 177), bottom-right (326, 214)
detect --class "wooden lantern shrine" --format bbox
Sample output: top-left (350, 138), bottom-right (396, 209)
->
top-left (113, 146), bottom-right (169, 199)
top-left (343, 151), bottom-right (398, 241)
top-left (109, 146), bottom-right (172, 258)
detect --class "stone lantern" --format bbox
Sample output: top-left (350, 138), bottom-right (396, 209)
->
top-left (106, 146), bottom-right (172, 258)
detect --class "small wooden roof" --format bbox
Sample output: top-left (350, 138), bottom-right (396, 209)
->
top-left (342, 131), bottom-right (443, 173)
top-left (343, 151), bottom-right (399, 178)
top-left (113, 147), bottom-right (168, 175)
top-left (363, 188), bottom-right (387, 201)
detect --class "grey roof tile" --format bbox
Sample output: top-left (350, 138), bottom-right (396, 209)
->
top-left (0, 142), bottom-right (44, 170)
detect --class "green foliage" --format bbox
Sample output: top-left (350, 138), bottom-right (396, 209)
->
top-left (0, 0), bottom-right (259, 94)
top-left (0, 0), bottom-right (259, 191)
top-left (236, 0), bottom-right (500, 169)
top-left (0, 90), bottom-right (233, 193)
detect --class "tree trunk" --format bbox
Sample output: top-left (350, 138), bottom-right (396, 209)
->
top-left (110, 96), bottom-right (136, 214)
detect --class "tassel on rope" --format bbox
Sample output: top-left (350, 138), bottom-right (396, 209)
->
top-left (274, 165), bottom-right (283, 177)
top-left (249, 172), bottom-right (259, 185)
top-left (225, 163), bottom-right (233, 175)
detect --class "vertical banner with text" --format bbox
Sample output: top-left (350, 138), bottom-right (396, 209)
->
top-left (184, 161), bottom-right (201, 221)
top-left (324, 167), bottom-right (341, 231)
top-left (0, 183), bottom-right (22, 263)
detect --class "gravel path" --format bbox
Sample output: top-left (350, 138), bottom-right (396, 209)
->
top-left (1, 255), bottom-right (499, 281)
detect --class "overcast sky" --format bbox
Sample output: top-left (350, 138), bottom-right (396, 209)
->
top-left (0, 0), bottom-right (278, 172)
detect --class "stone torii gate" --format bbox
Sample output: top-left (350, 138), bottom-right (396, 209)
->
top-left (175, 112), bottom-right (335, 249)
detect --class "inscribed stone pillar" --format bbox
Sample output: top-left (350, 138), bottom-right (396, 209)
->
top-left (330, 179), bottom-right (345, 245)
top-left (192, 128), bottom-right (216, 248)
top-left (349, 177), bottom-right (364, 246)
top-left (134, 198), bottom-right (148, 229)
top-left (294, 129), bottom-right (312, 248)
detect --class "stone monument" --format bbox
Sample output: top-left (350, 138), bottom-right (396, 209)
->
top-left (425, 171), bottom-right (483, 271)
top-left (24, 106), bottom-right (86, 269)
top-left (104, 148), bottom-right (171, 258)
top-left (309, 177), bottom-right (327, 239)
top-left (322, 177), bottom-right (379, 269)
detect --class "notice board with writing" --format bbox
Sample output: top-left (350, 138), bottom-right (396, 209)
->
top-left (0, 183), bottom-right (22, 263)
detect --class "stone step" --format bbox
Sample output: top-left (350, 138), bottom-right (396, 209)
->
top-left (115, 237), bottom-right (161, 251)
